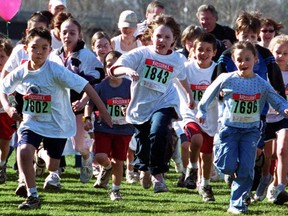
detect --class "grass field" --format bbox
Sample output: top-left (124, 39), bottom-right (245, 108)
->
top-left (0, 155), bottom-right (287, 216)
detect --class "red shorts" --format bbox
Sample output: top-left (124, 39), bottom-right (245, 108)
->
top-left (184, 122), bottom-right (213, 154)
top-left (93, 131), bottom-right (132, 161)
top-left (0, 113), bottom-right (15, 140)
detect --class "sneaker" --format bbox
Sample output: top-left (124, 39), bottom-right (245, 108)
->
top-left (110, 189), bottom-right (122, 201)
top-left (198, 185), bottom-right (215, 202)
top-left (177, 172), bottom-right (185, 187)
top-left (0, 164), bottom-right (7, 184)
top-left (18, 196), bottom-right (40, 210)
top-left (266, 184), bottom-right (278, 202)
top-left (15, 176), bottom-right (27, 198)
top-left (80, 156), bottom-right (93, 183)
top-left (139, 171), bottom-right (152, 189)
top-left (152, 174), bottom-right (168, 193)
top-left (94, 166), bottom-right (112, 189)
top-left (184, 168), bottom-right (198, 189)
top-left (227, 206), bottom-right (243, 215)
top-left (34, 148), bottom-right (46, 176)
top-left (93, 165), bottom-right (101, 179)
top-left (273, 189), bottom-right (288, 205)
top-left (126, 170), bottom-right (139, 184)
top-left (244, 191), bottom-right (254, 206)
top-left (254, 174), bottom-right (273, 201)
top-left (43, 172), bottom-right (61, 190)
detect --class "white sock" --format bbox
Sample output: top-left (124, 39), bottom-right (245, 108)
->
top-left (27, 187), bottom-right (38, 198)
top-left (111, 184), bottom-right (120, 191)
top-left (188, 162), bottom-right (198, 169)
top-left (0, 160), bottom-right (5, 167)
top-left (201, 177), bottom-right (210, 187)
top-left (104, 163), bottom-right (112, 170)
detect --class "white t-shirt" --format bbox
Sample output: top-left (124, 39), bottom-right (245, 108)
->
top-left (113, 45), bottom-right (187, 124)
top-left (113, 35), bottom-right (142, 54)
top-left (50, 29), bottom-right (63, 49)
top-left (0, 60), bottom-right (88, 138)
top-left (179, 60), bottom-right (218, 136)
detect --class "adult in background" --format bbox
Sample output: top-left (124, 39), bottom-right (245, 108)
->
top-left (196, 4), bottom-right (237, 49)
top-left (48, 0), bottom-right (67, 16)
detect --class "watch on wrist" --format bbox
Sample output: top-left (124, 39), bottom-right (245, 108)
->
top-left (82, 116), bottom-right (91, 122)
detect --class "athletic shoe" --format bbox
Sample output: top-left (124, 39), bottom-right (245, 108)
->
top-left (126, 170), bottom-right (139, 184)
top-left (177, 172), bottom-right (185, 187)
top-left (110, 189), bottom-right (122, 201)
top-left (152, 174), bottom-right (168, 193)
top-left (273, 189), bottom-right (288, 205)
top-left (198, 185), bottom-right (215, 202)
top-left (94, 166), bottom-right (112, 189)
top-left (80, 156), bottom-right (93, 183)
top-left (266, 184), bottom-right (278, 202)
top-left (227, 206), bottom-right (244, 215)
top-left (139, 171), bottom-right (152, 189)
top-left (34, 146), bottom-right (46, 176)
top-left (184, 168), bottom-right (198, 189)
top-left (254, 174), bottom-right (273, 201)
top-left (15, 176), bottom-right (27, 198)
top-left (0, 164), bottom-right (7, 184)
top-left (93, 165), bottom-right (101, 179)
top-left (43, 172), bottom-right (61, 190)
top-left (244, 191), bottom-right (254, 206)
top-left (18, 196), bottom-right (40, 210)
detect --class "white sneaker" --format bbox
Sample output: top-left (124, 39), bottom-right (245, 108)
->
top-left (266, 184), bottom-right (278, 202)
top-left (80, 156), bottom-right (93, 183)
top-left (126, 170), bottom-right (139, 184)
top-left (43, 172), bottom-right (61, 189)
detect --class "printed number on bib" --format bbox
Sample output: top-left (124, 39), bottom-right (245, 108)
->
top-left (141, 59), bottom-right (173, 93)
top-left (23, 94), bottom-right (52, 121)
top-left (230, 93), bottom-right (260, 123)
top-left (191, 84), bottom-right (208, 102)
top-left (107, 98), bottom-right (130, 125)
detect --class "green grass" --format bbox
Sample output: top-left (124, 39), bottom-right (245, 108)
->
top-left (0, 155), bottom-right (287, 215)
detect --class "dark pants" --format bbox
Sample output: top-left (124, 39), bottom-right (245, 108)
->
top-left (133, 107), bottom-right (174, 175)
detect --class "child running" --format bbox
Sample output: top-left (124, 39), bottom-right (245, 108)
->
top-left (196, 41), bottom-right (288, 214)
top-left (108, 14), bottom-right (194, 193)
top-left (0, 28), bottom-right (111, 210)
top-left (179, 32), bottom-right (218, 202)
top-left (0, 36), bottom-right (14, 184)
top-left (84, 50), bottom-right (134, 201)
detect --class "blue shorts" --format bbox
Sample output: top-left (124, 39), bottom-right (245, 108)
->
top-left (18, 130), bottom-right (67, 159)
top-left (265, 118), bottom-right (288, 141)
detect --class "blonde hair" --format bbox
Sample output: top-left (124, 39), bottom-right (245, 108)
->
top-left (268, 34), bottom-right (288, 52)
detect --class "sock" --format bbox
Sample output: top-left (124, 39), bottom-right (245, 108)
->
top-left (111, 184), bottom-right (120, 191)
top-left (27, 187), bottom-right (38, 198)
top-left (104, 163), bottom-right (112, 170)
top-left (82, 155), bottom-right (92, 166)
top-left (278, 184), bottom-right (285, 192)
top-left (0, 160), bottom-right (5, 167)
top-left (191, 162), bottom-right (198, 169)
top-left (183, 167), bottom-right (187, 175)
top-left (201, 177), bottom-right (210, 187)
top-left (50, 170), bottom-right (59, 175)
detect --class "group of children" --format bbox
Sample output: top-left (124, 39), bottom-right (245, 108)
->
top-left (0, 0), bottom-right (288, 214)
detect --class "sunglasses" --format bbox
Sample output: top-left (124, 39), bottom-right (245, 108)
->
top-left (261, 29), bottom-right (275, 33)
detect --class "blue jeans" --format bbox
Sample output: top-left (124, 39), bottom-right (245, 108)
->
top-left (214, 126), bottom-right (259, 212)
top-left (133, 107), bottom-right (174, 175)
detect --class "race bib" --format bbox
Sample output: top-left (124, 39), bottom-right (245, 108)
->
top-left (140, 59), bottom-right (173, 93)
top-left (107, 98), bottom-right (130, 125)
top-left (230, 93), bottom-right (260, 123)
top-left (191, 84), bottom-right (209, 103)
top-left (23, 94), bottom-right (52, 121)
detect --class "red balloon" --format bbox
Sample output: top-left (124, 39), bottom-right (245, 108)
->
top-left (0, 0), bottom-right (21, 22)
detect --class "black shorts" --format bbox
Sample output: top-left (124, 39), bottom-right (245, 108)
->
top-left (265, 118), bottom-right (288, 141)
top-left (18, 129), bottom-right (67, 159)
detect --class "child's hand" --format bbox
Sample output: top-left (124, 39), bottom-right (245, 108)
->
top-left (197, 117), bottom-right (205, 124)
top-left (284, 109), bottom-right (288, 115)
top-left (72, 100), bottom-right (85, 112)
top-left (187, 94), bottom-right (196, 109)
top-left (121, 105), bottom-right (127, 116)
top-left (7, 107), bottom-right (22, 121)
top-left (99, 110), bottom-right (113, 128)
top-left (84, 121), bottom-right (93, 131)
top-left (126, 68), bottom-right (139, 81)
